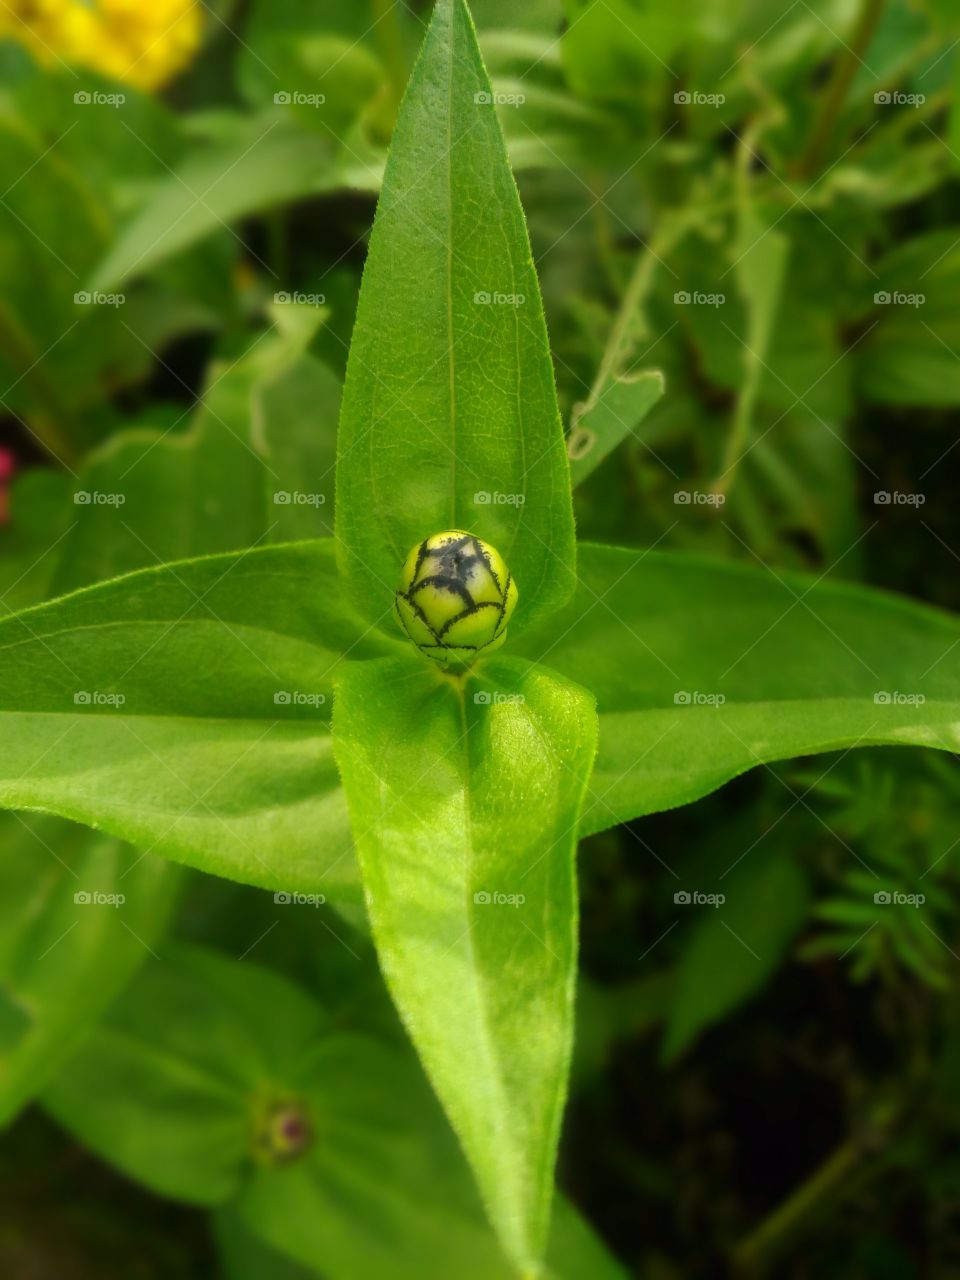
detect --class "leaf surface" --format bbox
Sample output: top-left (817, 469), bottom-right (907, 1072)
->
top-left (45, 944), bottom-right (625, 1279)
top-left (336, 0), bottom-right (575, 633)
top-left (333, 654), bottom-right (597, 1269)
top-left (0, 541), bottom-right (400, 898)
top-left (514, 542), bottom-right (960, 833)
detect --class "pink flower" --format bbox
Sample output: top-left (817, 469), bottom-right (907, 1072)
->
top-left (0, 448), bottom-right (15, 526)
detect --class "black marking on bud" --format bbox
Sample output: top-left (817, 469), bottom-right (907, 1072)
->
top-left (396, 532), bottom-right (515, 662)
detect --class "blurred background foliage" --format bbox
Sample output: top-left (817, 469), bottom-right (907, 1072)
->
top-left (1, 0), bottom-right (960, 1276)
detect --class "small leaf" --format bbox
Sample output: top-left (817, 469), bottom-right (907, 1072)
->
top-left (567, 369), bottom-right (664, 488)
top-left (662, 853), bottom-right (810, 1061)
top-left (336, 0), bottom-right (575, 633)
top-left (333, 654), bottom-right (597, 1269)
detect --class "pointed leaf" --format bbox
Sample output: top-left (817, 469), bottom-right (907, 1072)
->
top-left (335, 0), bottom-right (575, 632)
top-left (0, 541), bottom-right (401, 899)
top-left (514, 543), bottom-right (960, 833)
top-left (333, 655), bottom-right (597, 1269)
top-left (567, 369), bottom-right (664, 488)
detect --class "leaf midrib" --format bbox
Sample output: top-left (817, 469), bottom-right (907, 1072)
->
top-left (455, 683), bottom-right (517, 1228)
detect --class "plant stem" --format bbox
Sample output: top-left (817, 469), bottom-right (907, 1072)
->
top-left (582, 212), bottom-right (696, 414)
top-left (731, 1102), bottom-right (898, 1275)
top-left (796, 0), bottom-right (886, 180)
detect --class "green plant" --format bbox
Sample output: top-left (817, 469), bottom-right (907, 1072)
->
top-left (2, 1), bottom-right (960, 1275)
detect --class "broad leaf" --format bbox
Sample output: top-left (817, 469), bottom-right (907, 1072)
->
top-left (514, 542), bottom-right (960, 833)
top-left (336, 0), bottom-right (576, 633)
top-left (45, 944), bottom-right (626, 1279)
top-left (333, 655), bottom-right (597, 1270)
top-left (51, 344), bottom-right (339, 593)
top-left (0, 541), bottom-right (400, 898)
top-left (0, 813), bottom-right (175, 1123)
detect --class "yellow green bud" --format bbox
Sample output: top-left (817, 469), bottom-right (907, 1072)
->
top-left (395, 530), bottom-right (518, 669)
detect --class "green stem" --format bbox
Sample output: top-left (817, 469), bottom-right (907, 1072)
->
top-left (733, 1139), bottom-right (859, 1274)
top-left (732, 1102), bottom-right (898, 1275)
top-left (583, 212), bottom-right (698, 414)
top-left (713, 123), bottom-right (768, 498)
top-left (796, 0), bottom-right (886, 180)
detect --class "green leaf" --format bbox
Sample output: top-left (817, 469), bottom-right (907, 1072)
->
top-left (0, 541), bottom-right (400, 898)
top-left (0, 813), bottom-right (176, 1123)
top-left (236, 0), bottom-right (385, 134)
top-left (215, 1207), bottom-right (320, 1280)
top-left (46, 944), bottom-right (626, 1279)
top-left (89, 121), bottom-right (373, 292)
top-left (514, 542), bottom-right (960, 834)
top-left (43, 944), bottom-right (326, 1204)
top-left (0, 469), bottom-right (73, 609)
top-left (567, 369), bottom-right (664, 488)
top-left (481, 30), bottom-right (625, 171)
top-left (333, 654), bottom-right (597, 1270)
top-left (561, 0), bottom-right (693, 102)
top-left (336, 0), bottom-right (576, 633)
top-left (51, 345), bottom-right (339, 593)
top-left (662, 851), bottom-right (810, 1061)
top-left (854, 228), bottom-right (960, 407)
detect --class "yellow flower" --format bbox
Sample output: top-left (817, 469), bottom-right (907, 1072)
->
top-left (0, 0), bottom-right (202, 89)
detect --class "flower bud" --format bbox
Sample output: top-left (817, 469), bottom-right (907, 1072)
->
top-left (253, 1098), bottom-right (313, 1166)
top-left (395, 530), bottom-right (518, 669)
